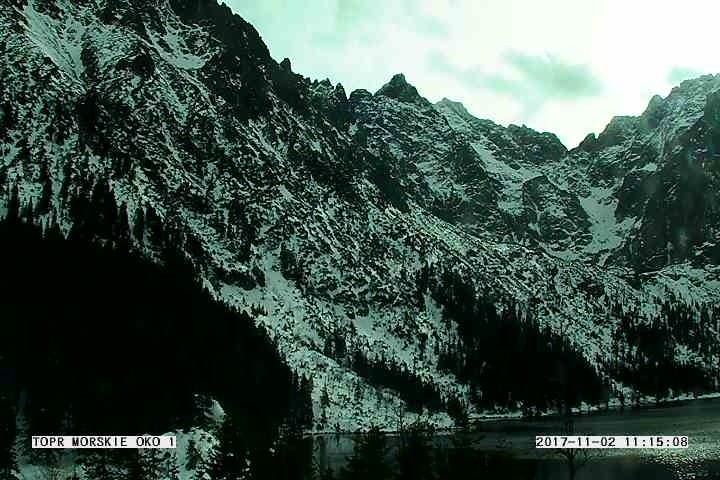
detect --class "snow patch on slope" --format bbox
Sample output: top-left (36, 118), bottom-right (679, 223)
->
top-left (579, 185), bottom-right (636, 261)
top-left (643, 262), bottom-right (720, 305)
top-left (146, 8), bottom-right (214, 71)
top-left (471, 141), bottom-right (538, 215)
top-left (20, 0), bottom-right (87, 87)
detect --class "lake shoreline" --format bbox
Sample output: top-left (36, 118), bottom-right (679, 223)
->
top-left (306, 392), bottom-right (720, 437)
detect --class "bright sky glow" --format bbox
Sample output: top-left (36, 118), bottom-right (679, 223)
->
top-left (228, 0), bottom-right (720, 147)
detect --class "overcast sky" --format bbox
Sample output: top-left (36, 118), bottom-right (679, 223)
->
top-left (228, 0), bottom-right (720, 148)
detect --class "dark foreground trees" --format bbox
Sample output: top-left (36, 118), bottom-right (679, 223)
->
top-left (0, 214), bottom-right (312, 479)
top-left (339, 427), bottom-right (393, 480)
top-left (329, 422), bottom-right (536, 480)
top-left (0, 389), bottom-right (18, 478)
top-left (548, 415), bottom-right (597, 480)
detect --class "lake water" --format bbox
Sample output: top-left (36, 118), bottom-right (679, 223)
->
top-left (314, 397), bottom-right (720, 479)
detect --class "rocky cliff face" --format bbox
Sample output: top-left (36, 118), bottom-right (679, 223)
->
top-left (2, 0), bottom-right (720, 436)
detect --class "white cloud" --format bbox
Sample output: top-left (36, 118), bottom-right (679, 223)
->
top-left (229, 0), bottom-right (720, 148)
top-left (668, 67), bottom-right (705, 85)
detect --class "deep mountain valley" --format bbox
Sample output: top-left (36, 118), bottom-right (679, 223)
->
top-left (1, 0), bottom-right (720, 478)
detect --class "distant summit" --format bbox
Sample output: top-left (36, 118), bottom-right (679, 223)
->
top-left (435, 97), bottom-right (474, 120)
top-left (375, 73), bottom-right (430, 106)
top-left (3, 0), bottom-right (720, 447)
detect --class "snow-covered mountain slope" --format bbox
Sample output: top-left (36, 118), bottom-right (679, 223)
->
top-left (2, 0), bottom-right (720, 433)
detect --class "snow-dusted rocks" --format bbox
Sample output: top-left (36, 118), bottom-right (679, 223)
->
top-left (1, 0), bottom-right (720, 435)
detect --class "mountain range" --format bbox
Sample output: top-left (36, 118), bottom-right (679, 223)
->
top-left (2, 0), bottom-right (720, 442)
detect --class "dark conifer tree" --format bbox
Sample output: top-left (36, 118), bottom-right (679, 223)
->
top-left (275, 428), bottom-right (315, 480)
top-left (333, 330), bottom-right (347, 359)
top-left (396, 421), bottom-right (436, 480)
top-left (186, 438), bottom-right (211, 479)
top-left (210, 414), bottom-right (249, 480)
top-left (319, 384), bottom-right (331, 430)
top-left (5, 184), bottom-right (19, 222)
top-left (80, 451), bottom-right (116, 480)
top-left (319, 465), bottom-right (336, 480)
top-left (20, 199), bottom-right (33, 223)
top-left (0, 410), bottom-right (18, 479)
top-left (37, 167), bottom-right (53, 215)
top-left (165, 450), bottom-right (182, 480)
top-left (434, 426), bottom-right (487, 480)
top-left (122, 450), bottom-right (145, 480)
top-left (132, 207), bottom-right (145, 244)
top-left (114, 203), bottom-right (131, 251)
top-left (300, 376), bottom-right (314, 430)
top-left (323, 336), bottom-right (334, 358)
top-left (339, 427), bottom-right (392, 480)
top-left (144, 449), bottom-right (177, 480)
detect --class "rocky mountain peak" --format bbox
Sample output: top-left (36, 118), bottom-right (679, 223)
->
top-left (436, 97), bottom-right (467, 112)
top-left (645, 93), bottom-right (664, 112)
top-left (506, 124), bottom-right (567, 163)
top-left (348, 88), bottom-right (373, 103)
top-left (705, 89), bottom-right (720, 125)
top-left (659, 74), bottom-right (720, 130)
top-left (575, 132), bottom-right (599, 153)
top-left (2, 0), bottom-right (720, 454)
top-left (595, 115), bottom-right (641, 148)
top-left (375, 73), bottom-right (430, 106)
top-left (279, 57), bottom-right (292, 71)
top-left (435, 97), bottom-right (476, 121)
top-left (671, 73), bottom-right (720, 93)
top-left (639, 94), bottom-right (666, 129)
top-left (333, 83), bottom-right (347, 102)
